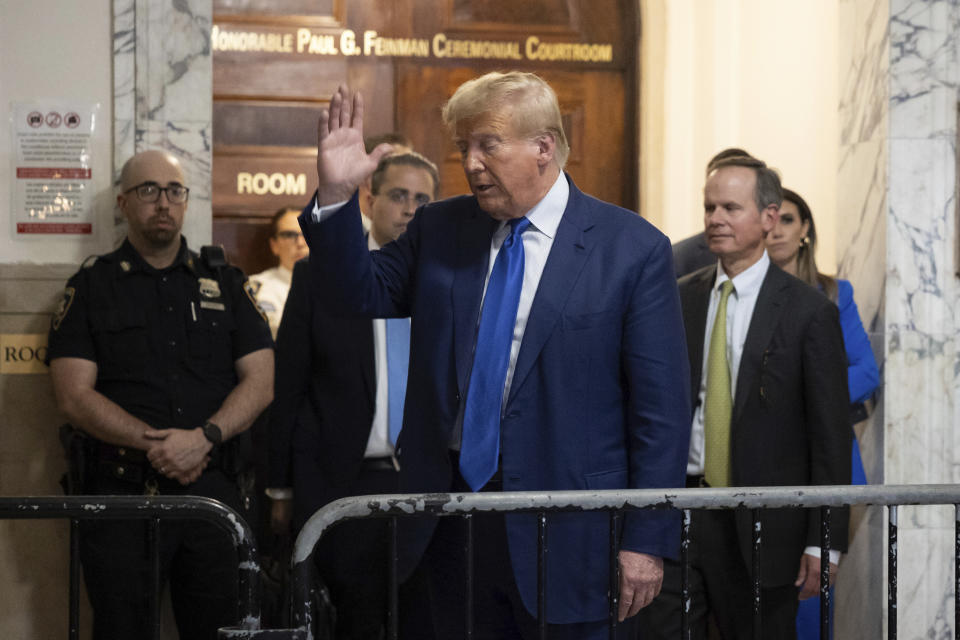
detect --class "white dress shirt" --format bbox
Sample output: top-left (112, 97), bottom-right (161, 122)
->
top-left (364, 233), bottom-right (404, 459)
top-left (483, 172), bottom-right (568, 409)
top-left (448, 172), bottom-right (568, 447)
top-left (687, 251), bottom-right (769, 475)
top-left (248, 265), bottom-right (292, 339)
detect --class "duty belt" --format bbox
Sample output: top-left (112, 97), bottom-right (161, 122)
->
top-left (92, 442), bottom-right (180, 495)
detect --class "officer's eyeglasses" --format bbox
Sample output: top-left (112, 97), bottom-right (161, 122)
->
top-left (124, 182), bottom-right (190, 204)
top-left (276, 230), bottom-right (303, 241)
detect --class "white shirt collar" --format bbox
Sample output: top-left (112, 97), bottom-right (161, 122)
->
top-left (508, 170), bottom-right (567, 238)
top-left (714, 250), bottom-right (770, 298)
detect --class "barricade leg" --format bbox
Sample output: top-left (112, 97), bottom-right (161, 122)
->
top-left (464, 513), bottom-right (474, 639)
top-left (609, 510), bottom-right (621, 640)
top-left (69, 518), bottom-right (80, 640)
top-left (537, 512), bottom-right (548, 640)
top-left (388, 516), bottom-right (399, 640)
top-left (751, 509), bottom-right (762, 640)
top-left (888, 505), bottom-right (897, 640)
top-left (820, 505), bottom-right (831, 638)
top-left (148, 518), bottom-right (160, 640)
top-left (955, 504), bottom-right (960, 640)
top-left (680, 509), bottom-right (691, 640)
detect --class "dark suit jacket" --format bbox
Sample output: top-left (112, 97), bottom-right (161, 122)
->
top-left (268, 258), bottom-right (376, 532)
top-left (672, 231), bottom-right (715, 278)
top-left (299, 174), bottom-right (692, 623)
top-left (679, 263), bottom-right (851, 586)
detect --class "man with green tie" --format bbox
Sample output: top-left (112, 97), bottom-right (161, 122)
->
top-left (638, 154), bottom-right (851, 639)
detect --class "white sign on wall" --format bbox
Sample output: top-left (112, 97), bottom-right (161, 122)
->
top-left (10, 101), bottom-right (100, 237)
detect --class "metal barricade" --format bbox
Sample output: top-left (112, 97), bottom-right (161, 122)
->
top-left (0, 495), bottom-right (261, 640)
top-left (288, 483), bottom-right (960, 640)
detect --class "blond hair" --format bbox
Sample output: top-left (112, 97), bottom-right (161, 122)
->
top-left (442, 71), bottom-right (570, 168)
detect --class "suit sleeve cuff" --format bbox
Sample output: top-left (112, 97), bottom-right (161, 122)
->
top-left (265, 487), bottom-right (293, 500)
top-left (311, 197), bottom-right (348, 222)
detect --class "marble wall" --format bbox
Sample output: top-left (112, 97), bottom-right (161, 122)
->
top-left (836, 2), bottom-right (889, 638)
top-left (887, 0), bottom-right (960, 636)
top-left (838, 0), bottom-right (960, 637)
top-left (112, 0), bottom-right (213, 247)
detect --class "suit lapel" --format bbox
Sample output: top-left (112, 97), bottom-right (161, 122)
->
top-left (682, 267), bottom-right (715, 412)
top-left (733, 266), bottom-right (789, 424)
top-left (507, 181), bottom-right (594, 404)
top-left (452, 202), bottom-right (498, 395)
top-left (358, 231), bottom-right (377, 408)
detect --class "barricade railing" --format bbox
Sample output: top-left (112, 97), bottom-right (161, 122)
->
top-left (289, 484), bottom-right (960, 640)
top-left (0, 495), bottom-right (260, 640)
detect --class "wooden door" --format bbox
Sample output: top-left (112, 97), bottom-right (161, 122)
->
top-left (212, 0), bottom-right (638, 275)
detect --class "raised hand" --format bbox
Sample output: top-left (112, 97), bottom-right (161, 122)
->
top-left (316, 85), bottom-right (396, 206)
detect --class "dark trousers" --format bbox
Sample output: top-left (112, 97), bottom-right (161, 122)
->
top-left (636, 508), bottom-right (798, 640)
top-left (422, 466), bottom-right (637, 640)
top-left (315, 466), bottom-right (434, 640)
top-left (80, 469), bottom-right (242, 640)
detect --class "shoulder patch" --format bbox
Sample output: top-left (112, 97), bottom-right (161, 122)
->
top-left (52, 287), bottom-right (76, 331)
top-left (243, 280), bottom-right (269, 324)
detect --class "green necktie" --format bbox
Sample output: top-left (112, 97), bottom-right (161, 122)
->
top-left (704, 280), bottom-right (735, 487)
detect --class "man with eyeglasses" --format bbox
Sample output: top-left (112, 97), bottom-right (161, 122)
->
top-left (46, 149), bottom-right (274, 639)
top-left (249, 206), bottom-right (309, 338)
top-left (268, 151), bottom-right (439, 639)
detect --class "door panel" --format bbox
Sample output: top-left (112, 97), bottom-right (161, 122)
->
top-left (213, 0), bottom-right (637, 275)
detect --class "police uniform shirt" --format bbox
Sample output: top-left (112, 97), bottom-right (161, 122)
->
top-left (47, 238), bottom-right (273, 433)
top-left (248, 265), bottom-right (292, 339)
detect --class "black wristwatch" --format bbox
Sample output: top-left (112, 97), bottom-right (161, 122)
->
top-left (201, 421), bottom-right (222, 446)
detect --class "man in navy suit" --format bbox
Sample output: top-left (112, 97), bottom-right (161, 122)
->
top-left (300, 72), bottom-right (691, 639)
top-left (269, 152), bottom-right (439, 639)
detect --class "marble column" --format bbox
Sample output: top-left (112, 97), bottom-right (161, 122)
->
top-left (113, 0), bottom-right (212, 246)
top-left (838, 0), bottom-right (960, 637)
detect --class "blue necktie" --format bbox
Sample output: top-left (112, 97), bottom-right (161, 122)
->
top-left (460, 217), bottom-right (531, 491)
top-left (386, 317), bottom-right (410, 447)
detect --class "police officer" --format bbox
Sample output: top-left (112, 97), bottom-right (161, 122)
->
top-left (47, 149), bottom-right (274, 640)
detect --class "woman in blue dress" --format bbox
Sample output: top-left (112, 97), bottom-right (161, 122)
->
top-left (766, 188), bottom-right (879, 639)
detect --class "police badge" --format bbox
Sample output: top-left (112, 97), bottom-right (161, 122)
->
top-left (52, 287), bottom-right (76, 331)
top-left (198, 278), bottom-right (221, 298)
